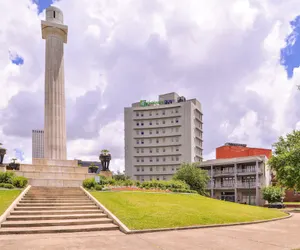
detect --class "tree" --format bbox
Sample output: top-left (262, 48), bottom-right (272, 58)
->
top-left (262, 186), bottom-right (285, 203)
top-left (172, 162), bottom-right (209, 195)
top-left (269, 130), bottom-right (300, 190)
top-left (113, 170), bottom-right (130, 181)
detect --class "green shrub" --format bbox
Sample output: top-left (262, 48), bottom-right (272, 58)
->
top-left (108, 179), bottom-right (116, 185)
top-left (12, 176), bottom-right (28, 188)
top-left (0, 172), bottom-right (16, 184)
top-left (83, 178), bottom-right (96, 189)
top-left (140, 180), bottom-right (189, 190)
top-left (262, 186), bottom-right (284, 203)
top-left (95, 184), bottom-right (103, 191)
top-left (0, 183), bottom-right (15, 189)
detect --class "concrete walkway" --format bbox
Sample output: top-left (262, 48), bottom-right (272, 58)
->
top-left (0, 213), bottom-right (299, 250)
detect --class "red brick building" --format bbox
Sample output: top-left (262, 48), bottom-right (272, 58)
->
top-left (216, 143), bottom-right (272, 159)
top-left (216, 143), bottom-right (298, 202)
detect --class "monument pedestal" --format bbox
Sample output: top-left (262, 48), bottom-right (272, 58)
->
top-left (14, 159), bottom-right (96, 187)
top-left (99, 171), bottom-right (113, 179)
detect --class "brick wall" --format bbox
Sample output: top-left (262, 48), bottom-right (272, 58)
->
top-left (216, 145), bottom-right (272, 159)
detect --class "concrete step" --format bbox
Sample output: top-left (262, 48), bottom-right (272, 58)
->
top-left (17, 203), bottom-right (93, 207)
top-left (11, 209), bottom-right (102, 216)
top-left (20, 199), bottom-right (90, 203)
top-left (7, 214), bottom-right (107, 221)
top-left (14, 206), bottom-right (97, 211)
top-left (1, 218), bottom-right (113, 228)
top-left (0, 223), bottom-right (119, 235)
top-left (24, 195), bottom-right (87, 198)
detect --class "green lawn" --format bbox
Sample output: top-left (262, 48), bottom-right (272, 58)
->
top-left (90, 191), bottom-right (287, 230)
top-left (0, 190), bottom-right (22, 216)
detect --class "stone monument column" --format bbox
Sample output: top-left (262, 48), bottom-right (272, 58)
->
top-left (41, 7), bottom-right (68, 160)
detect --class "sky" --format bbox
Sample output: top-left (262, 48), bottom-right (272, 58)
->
top-left (1, 0), bottom-right (300, 172)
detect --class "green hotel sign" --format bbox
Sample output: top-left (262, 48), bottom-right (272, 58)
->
top-left (140, 100), bottom-right (164, 107)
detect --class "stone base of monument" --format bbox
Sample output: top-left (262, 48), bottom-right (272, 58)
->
top-left (99, 171), bottom-right (113, 179)
top-left (13, 158), bottom-right (97, 187)
top-left (0, 164), bottom-right (6, 172)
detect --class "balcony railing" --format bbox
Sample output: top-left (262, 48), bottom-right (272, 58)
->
top-left (214, 170), bottom-right (234, 176)
top-left (214, 183), bottom-right (235, 188)
top-left (237, 168), bottom-right (259, 174)
top-left (237, 182), bottom-right (257, 188)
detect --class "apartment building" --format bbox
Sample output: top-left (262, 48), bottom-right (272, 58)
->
top-left (199, 155), bottom-right (272, 206)
top-left (32, 129), bottom-right (44, 158)
top-left (124, 92), bottom-right (203, 181)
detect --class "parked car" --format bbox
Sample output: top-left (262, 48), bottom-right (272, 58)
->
top-left (268, 202), bottom-right (285, 209)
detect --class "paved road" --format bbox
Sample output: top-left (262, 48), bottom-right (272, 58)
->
top-left (0, 213), bottom-right (299, 250)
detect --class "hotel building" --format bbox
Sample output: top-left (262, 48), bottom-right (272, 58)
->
top-left (124, 92), bottom-right (203, 181)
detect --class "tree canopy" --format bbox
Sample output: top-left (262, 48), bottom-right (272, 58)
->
top-left (262, 186), bottom-right (285, 203)
top-left (269, 130), bottom-right (300, 190)
top-left (172, 162), bottom-right (209, 195)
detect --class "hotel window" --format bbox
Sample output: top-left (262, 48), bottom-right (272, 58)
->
top-left (141, 149), bottom-right (144, 153)
top-left (150, 149), bottom-right (153, 153)
top-left (171, 120), bottom-right (174, 123)
top-left (162, 129), bottom-right (165, 134)
top-left (175, 109), bottom-right (179, 113)
top-left (137, 140), bottom-right (140, 144)
top-left (163, 157), bottom-right (166, 162)
top-left (171, 128), bottom-right (174, 132)
top-left (150, 167), bottom-right (153, 172)
top-left (176, 127), bottom-right (179, 132)
top-left (156, 121), bottom-right (159, 125)
top-left (141, 177), bottom-right (144, 181)
top-left (137, 149), bottom-right (139, 153)
top-left (137, 167), bottom-right (140, 172)
top-left (156, 112), bottom-right (159, 115)
top-left (136, 131), bottom-right (139, 135)
top-left (171, 110), bottom-right (174, 113)
top-left (141, 140), bottom-right (144, 144)
top-left (156, 148), bottom-right (159, 153)
top-left (141, 113), bottom-right (144, 117)
top-left (141, 122), bottom-right (144, 126)
top-left (137, 158), bottom-right (140, 162)
top-left (162, 111), bottom-right (165, 115)
top-left (156, 177), bottom-right (160, 181)
top-left (149, 130), bottom-right (152, 135)
top-left (176, 147), bottom-right (179, 152)
top-left (156, 139), bottom-right (159, 143)
top-left (137, 122), bottom-right (139, 126)
top-left (141, 131), bottom-right (144, 135)
top-left (141, 158), bottom-right (144, 162)
top-left (163, 138), bottom-right (165, 142)
top-left (156, 166), bottom-right (160, 171)
top-left (149, 139), bottom-right (152, 144)
top-left (136, 113), bottom-right (139, 117)
top-left (171, 157), bottom-right (174, 161)
top-left (142, 167), bottom-right (144, 172)
top-left (172, 167), bottom-right (174, 171)
top-left (150, 177), bottom-right (153, 181)
top-left (149, 121), bottom-right (152, 125)
top-left (156, 130), bottom-right (159, 134)
top-left (163, 176), bottom-right (166, 181)
top-left (163, 167), bottom-right (166, 171)
top-left (176, 137), bottom-right (179, 142)
top-left (171, 138), bottom-right (174, 142)
top-left (156, 158), bottom-right (159, 162)
top-left (176, 157), bottom-right (179, 161)
top-left (150, 157), bottom-right (153, 162)
top-left (149, 112), bottom-right (152, 116)
top-left (176, 119), bottom-right (179, 123)
top-left (163, 148), bottom-right (166, 152)
top-left (162, 120), bottom-right (165, 124)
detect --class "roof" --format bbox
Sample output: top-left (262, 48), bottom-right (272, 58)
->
top-left (199, 155), bottom-right (268, 167)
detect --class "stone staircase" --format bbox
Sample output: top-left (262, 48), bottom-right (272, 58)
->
top-left (0, 187), bottom-right (119, 234)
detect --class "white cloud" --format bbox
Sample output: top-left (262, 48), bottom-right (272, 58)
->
top-left (1, 0), bottom-right (300, 170)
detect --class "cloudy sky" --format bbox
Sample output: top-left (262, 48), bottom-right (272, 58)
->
top-left (1, 0), bottom-right (300, 172)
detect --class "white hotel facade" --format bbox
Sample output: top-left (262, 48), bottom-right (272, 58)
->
top-left (124, 92), bottom-right (203, 181)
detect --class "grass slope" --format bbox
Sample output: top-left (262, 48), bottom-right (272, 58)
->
top-left (91, 191), bottom-right (287, 230)
top-left (0, 190), bottom-right (22, 215)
